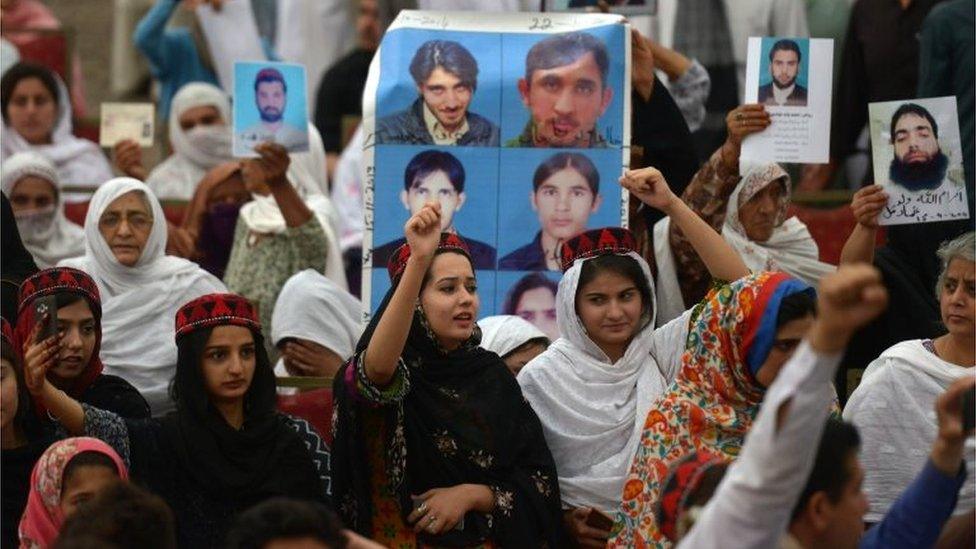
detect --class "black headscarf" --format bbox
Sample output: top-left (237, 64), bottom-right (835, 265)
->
top-left (332, 249), bottom-right (567, 547)
top-left (1, 193), bottom-right (38, 322)
top-left (161, 326), bottom-right (322, 505)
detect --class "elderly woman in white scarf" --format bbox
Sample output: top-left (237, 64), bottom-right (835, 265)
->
top-left (844, 231), bottom-right (976, 526)
top-left (1, 151), bottom-right (84, 267)
top-left (652, 103), bottom-right (834, 325)
top-left (113, 82), bottom-right (234, 201)
top-left (223, 133), bottom-right (345, 360)
top-left (517, 166), bottom-right (749, 548)
top-left (1, 62), bottom-right (113, 202)
top-left (60, 177), bottom-right (226, 416)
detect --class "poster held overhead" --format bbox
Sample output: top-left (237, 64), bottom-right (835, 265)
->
top-left (361, 10), bottom-right (632, 324)
top-left (196, 0), bottom-right (267, 92)
top-left (741, 37), bottom-right (833, 166)
top-left (232, 61), bottom-right (311, 157)
top-left (868, 96), bottom-right (969, 226)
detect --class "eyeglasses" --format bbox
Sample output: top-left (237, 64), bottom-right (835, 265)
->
top-left (98, 212), bottom-right (153, 231)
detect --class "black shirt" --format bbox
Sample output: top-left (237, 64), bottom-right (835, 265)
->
top-left (831, 0), bottom-right (943, 160)
top-left (314, 49), bottom-right (374, 153)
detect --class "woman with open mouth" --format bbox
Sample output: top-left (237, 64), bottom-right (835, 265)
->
top-left (331, 201), bottom-right (567, 547)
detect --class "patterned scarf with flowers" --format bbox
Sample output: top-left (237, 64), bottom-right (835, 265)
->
top-left (608, 271), bottom-right (814, 548)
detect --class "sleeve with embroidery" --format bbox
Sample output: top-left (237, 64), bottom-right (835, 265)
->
top-left (285, 415), bottom-right (333, 501)
top-left (669, 147), bottom-right (741, 306)
top-left (343, 351), bottom-right (411, 406)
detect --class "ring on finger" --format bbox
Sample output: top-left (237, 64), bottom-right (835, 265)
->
top-left (417, 502), bottom-right (428, 514)
top-left (735, 112), bottom-right (743, 121)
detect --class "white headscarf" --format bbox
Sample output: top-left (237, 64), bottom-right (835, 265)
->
top-left (843, 339), bottom-right (976, 522)
top-left (516, 251), bottom-right (690, 513)
top-left (1, 72), bottom-right (112, 202)
top-left (145, 82), bottom-right (234, 201)
top-left (653, 162), bottom-right (835, 326)
top-left (271, 268), bottom-right (363, 368)
top-left (1, 151), bottom-right (84, 267)
top-left (478, 315), bottom-right (548, 358)
top-left (238, 123), bottom-right (347, 289)
top-left (60, 178), bottom-right (226, 416)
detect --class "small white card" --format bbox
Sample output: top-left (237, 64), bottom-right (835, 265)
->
top-left (99, 102), bottom-right (155, 147)
top-left (869, 96), bottom-right (969, 226)
top-left (741, 37), bottom-right (833, 166)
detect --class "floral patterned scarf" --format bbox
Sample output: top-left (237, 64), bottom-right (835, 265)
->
top-left (608, 272), bottom-right (814, 548)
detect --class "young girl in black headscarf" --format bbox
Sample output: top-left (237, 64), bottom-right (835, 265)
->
top-left (331, 202), bottom-right (567, 547)
top-left (22, 293), bottom-right (332, 547)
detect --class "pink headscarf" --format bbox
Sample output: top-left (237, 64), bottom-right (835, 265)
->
top-left (17, 437), bottom-right (128, 549)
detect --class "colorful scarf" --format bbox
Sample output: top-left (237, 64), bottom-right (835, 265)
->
top-left (608, 272), bottom-right (813, 548)
top-left (17, 437), bottom-right (128, 549)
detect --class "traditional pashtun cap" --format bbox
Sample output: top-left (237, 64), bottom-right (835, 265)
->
top-left (174, 293), bottom-right (260, 340)
top-left (387, 232), bottom-right (472, 282)
top-left (560, 227), bottom-right (637, 272)
top-left (1, 316), bottom-right (14, 348)
top-left (656, 451), bottom-right (729, 542)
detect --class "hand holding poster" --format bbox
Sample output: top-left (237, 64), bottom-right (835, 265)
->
top-left (741, 37), bottom-right (833, 165)
top-left (362, 10), bottom-right (631, 324)
top-left (869, 96), bottom-right (969, 226)
top-left (99, 103), bottom-right (155, 147)
top-left (232, 61), bottom-right (310, 157)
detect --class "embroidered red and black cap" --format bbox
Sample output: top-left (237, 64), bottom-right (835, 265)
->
top-left (560, 227), bottom-right (637, 272)
top-left (387, 232), bottom-right (472, 282)
top-left (174, 293), bottom-right (261, 340)
top-left (656, 451), bottom-right (729, 542)
top-left (18, 267), bottom-right (102, 318)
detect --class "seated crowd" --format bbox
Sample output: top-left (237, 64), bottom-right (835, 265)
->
top-left (1, 0), bottom-right (973, 548)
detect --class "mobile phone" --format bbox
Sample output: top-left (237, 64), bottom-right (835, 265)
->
top-left (963, 386), bottom-right (975, 432)
top-left (33, 295), bottom-right (58, 342)
top-left (584, 507), bottom-right (615, 531)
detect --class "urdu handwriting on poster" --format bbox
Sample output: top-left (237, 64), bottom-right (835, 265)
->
top-left (741, 36), bottom-right (833, 166)
top-left (360, 11), bottom-right (631, 331)
top-left (868, 96), bottom-right (969, 226)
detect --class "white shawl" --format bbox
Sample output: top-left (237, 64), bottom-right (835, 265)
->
top-left (1, 151), bottom-right (84, 267)
top-left (60, 178), bottom-right (226, 416)
top-left (843, 339), bottom-right (976, 522)
top-left (517, 251), bottom-right (691, 513)
top-left (478, 315), bottom-right (548, 358)
top-left (237, 123), bottom-right (347, 289)
top-left (270, 268), bottom-right (363, 377)
top-left (0, 76), bottom-right (112, 202)
top-left (145, 82), bottom-right (234, 201)
top-left (654, 162), bottom-right (835, 326)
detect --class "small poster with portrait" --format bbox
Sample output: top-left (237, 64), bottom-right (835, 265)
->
top-left (361, 10), bottom-right (631, 324)
top-left (232, 61), bottom-right (310, 157)
top-left (868, 96), bottom-right (969, 226)
top-left (741, 36), bottom-right (833, 165)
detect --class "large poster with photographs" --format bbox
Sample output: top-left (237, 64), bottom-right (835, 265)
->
top-left (869, 96), bottom-right (969, 226)
top-left (741, 36), bottom-right (833, 165)
top-left (361, 11), bottom-right (631, 325)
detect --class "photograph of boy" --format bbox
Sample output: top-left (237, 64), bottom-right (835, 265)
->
top-left (498, 152), bottom-right (602, 271)
top-left (501, 272), bottom-right (559, 340)
top-left (375, 40), bottom-right (500, 146)
top-left (371, 150), bottom-right (497, 268)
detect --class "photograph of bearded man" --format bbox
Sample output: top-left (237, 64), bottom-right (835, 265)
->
top-left (236, 65), bottom-right (309, 154)
top-left (757, 39), bottom-right (808, 107)
top-left (887, 103), bottom-right (951, 191)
